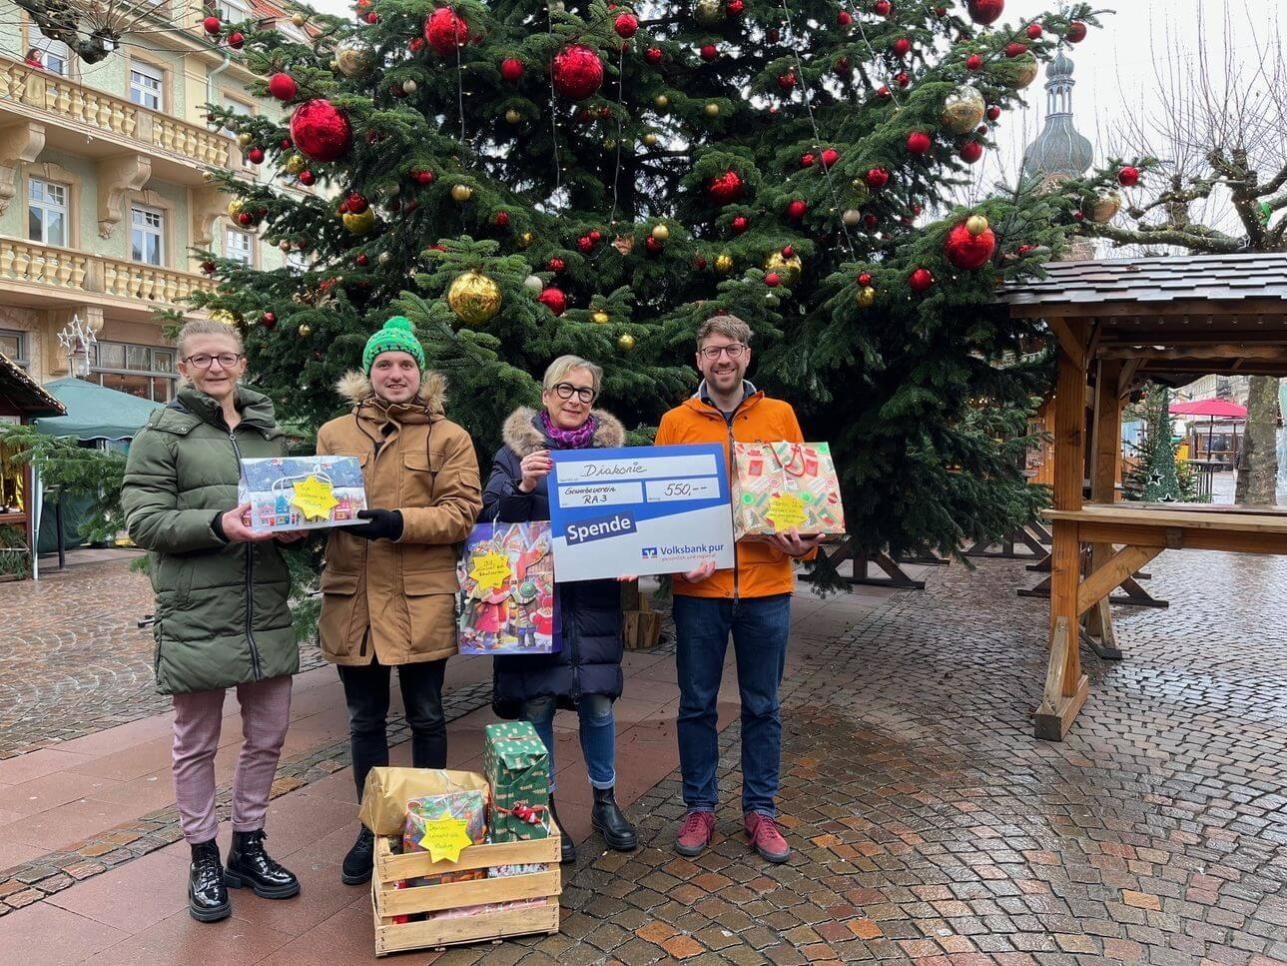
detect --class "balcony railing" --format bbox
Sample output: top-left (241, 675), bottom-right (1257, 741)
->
top-left (0, 237), bottom-right (213, 308)
top-left (0, 57), bottom-right (231, 170)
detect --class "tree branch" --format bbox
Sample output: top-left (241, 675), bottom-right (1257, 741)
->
top-left (1083, 222), bottom-right (1243, 253)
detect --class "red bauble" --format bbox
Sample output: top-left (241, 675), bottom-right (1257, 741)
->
top-left (837, 10), bottom-right (852, 26)
top-left (1067, 21), bottom-right (1087, 43)
top-left (767, 27), bottom-right (780, 42)
top-left (552, 44), bottom-right (604, 100)
top-left (945, 222), bottom-right (996, 270)
top-left (1072, 210), bottom-right (1085, 222)
top-left (820, 148), bottom-right (839, 168)
top-left (696, 255), bottom-right (708, 269)
top-left (1118, 166), bottom-right (1140, 187)
top-left (538, 286), bottom-right (567, 315)
top-left (907, 131), bottom-right (932, 154)
top-left (346, 193), bottom-right (369, 213)
top-left (614, 13), bottom-right (638, 38)
top-left (874, 0), bottom-right (892, 15)
top-left (865, 167), bottom-right (890, 188)
top-left (268, 72), bottom-right (297, 101)
top-left (500, 58), bottom-right (524, 82)
top-left (201, 260), bottom-right (216, 274)
top-left (409, 37), bottom-right (425, 53)
top-left (290, 99), bottom-right (353, 162)
top-left (786, 199), bottom-right (808, 220)
top-left (645, 235), bottom-right (664, 254)
top-left (731, 215), bottom-right (749, 233)
top-left (203, 15), bottom-right (222, 35)
top-left (778, 71), bottom-right (797, 91)
top-left (857, 271), bottom-right (872, 286)
top-left (261, 312), bottom-right (277, 329)
top-left (279, 137), bottom-right (292, 150)
top-left (364, 11), bottom-right (379, 24)
top-left (494, 211), bottom-right (510, 227)
top-left (246, 146), bottom-right (264, 164)
top-left (700, 44), bottom-right (718, 62)
top-left (356, 254), bottom-right (370, 266)
top-left (413, 169), bottom-right (435, 184)
top-left (782, 245), bottom-right (794, 257)
top-left (877, 85), bottom-right (892, 99)
top-left (425, 8), bottom-right (469, 57)
top-left (589, 229), bottom-right (602, 242)
top-left (228, 31), bottom-right (244, 49)
top-left (800, 152), bottom-right (815, 167)
top-left (765, 272), bottom-right (781, 287)
top-left (707, 170), bottom-right (744, 205)
top-left (298, 170), bottom-right (316, 186)
top-left (966, 53), bottom-right (984, 71)
top-left (549, 257), bottom-right (565, 272)
top-left (237, 211), bottom-right (254, 226)
top-left (1026, 23), bottom-right (1043, 39)
top-left (1005, 42), bottom-right (1028, 58)
top-left (966, 0), bottom-right (1003, 25)
top-left (727, 0), bottom-right (744, 13)
top-left (1017, 243), bottom-right (1035, 255)
top-left (893, 37), bottom-right (911, 57)
top-left (578, 236), bottom-right (594, 253)
top-left (986, 105), bottom-right (1001, 121)
top-left (835, 56), bottom-right (851, 73)
top-left (908, 267), bottom-right (935, 292)
top-left (959, 140), bottom-right (983, 164)
top-left (644, 47), bottom-right (663, 65)
top-left (863, 213), bottom-right (878, 229)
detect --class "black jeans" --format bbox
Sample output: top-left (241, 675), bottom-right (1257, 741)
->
top-left (337, 656), bottom-right (448, 798)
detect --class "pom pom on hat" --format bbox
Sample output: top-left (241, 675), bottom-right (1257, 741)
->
top-left (363, 315), bottom-right (427, 373)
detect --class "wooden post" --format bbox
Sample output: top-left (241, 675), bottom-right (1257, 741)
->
top-left (1085, 360), bottom-right (1124, 656)
top-left (1035, 318), bottom-right (1091, 740)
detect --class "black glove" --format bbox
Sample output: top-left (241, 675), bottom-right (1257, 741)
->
top-left (348, 508), bottom-right (404, 541)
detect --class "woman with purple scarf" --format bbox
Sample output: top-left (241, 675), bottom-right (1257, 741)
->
top-left (482, 356), bottom-right (637, 864)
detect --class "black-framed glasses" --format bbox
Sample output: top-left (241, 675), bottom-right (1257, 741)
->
top-left (552, 382), bottom-right (595, 403)
top-left (699, 343), bottom-right (747, 361)
top-left (183, 353), bottom-right (242, 369)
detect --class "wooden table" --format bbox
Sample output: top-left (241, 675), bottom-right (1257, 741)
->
top-left (1035, 503), bottom-right (1287, 739)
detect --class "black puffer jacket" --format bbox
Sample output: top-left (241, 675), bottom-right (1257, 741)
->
top-left (482, 406), bottom-right (626, 717)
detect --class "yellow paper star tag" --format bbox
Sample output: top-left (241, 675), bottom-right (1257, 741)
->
top-left (765, 493), bottom-right (808, 532)
top-left (290, 475), bottom-right (339, 522)
top-left (469, 549), bottom-right (512, 593)
top-left (417, 817), bottom-right (473, 863)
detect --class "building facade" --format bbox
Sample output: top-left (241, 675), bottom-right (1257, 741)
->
top-left (0, 1), bottom-right (297, 399)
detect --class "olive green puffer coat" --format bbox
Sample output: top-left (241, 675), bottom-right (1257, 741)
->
top-left (122, 385), bottom-right (297, 695)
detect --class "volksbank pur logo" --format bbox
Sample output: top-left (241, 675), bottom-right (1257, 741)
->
top-left (643, 543), bottom-right (725, 558)
top-left (564, 511), bottom-right (637, 545)
top-left (640, 547), bottom-right (659, 559)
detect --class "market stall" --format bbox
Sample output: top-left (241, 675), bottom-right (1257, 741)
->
top-left (0, 352), bottom-right (66, 580)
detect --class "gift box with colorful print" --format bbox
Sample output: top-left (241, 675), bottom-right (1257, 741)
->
top-left (483, 721), bottom-right (551, 842)
top-left (731, 441), bottom-right (846, 539)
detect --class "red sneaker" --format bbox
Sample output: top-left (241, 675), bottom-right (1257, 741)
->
top-left (674, 810), bottom-right (716, 857)
top-left (744, 812), bottom-right (790, 863)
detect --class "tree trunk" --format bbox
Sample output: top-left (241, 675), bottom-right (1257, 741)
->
top-left (1235, 376), bottom-right (1281, 506)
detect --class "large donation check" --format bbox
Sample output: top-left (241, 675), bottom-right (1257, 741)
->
top-left (548, 444), bottom-right (736, 582)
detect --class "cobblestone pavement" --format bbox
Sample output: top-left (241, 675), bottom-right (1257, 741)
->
top-left (0, 556), bottom-right (325, 759)
top-left (444, 551), bottom-right (1287, 965)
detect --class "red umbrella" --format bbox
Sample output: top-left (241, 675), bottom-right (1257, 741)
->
top-left (1168, 398), bottom-right (1248, 419)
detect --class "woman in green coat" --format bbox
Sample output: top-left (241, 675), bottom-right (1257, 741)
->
top-left (122, 320), bottom-right (304, 923)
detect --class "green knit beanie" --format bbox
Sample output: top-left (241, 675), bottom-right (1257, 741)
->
top-left (363, 315), bottom-right (426, 374)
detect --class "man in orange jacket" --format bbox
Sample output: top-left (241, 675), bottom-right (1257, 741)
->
top-left (655, 315), bottom-right (824, 863)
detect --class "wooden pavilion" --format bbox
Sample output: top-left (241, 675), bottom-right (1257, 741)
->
top-left (1002, 252), bottom-right (1287, 740)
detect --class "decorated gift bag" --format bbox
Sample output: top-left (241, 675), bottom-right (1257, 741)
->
top-left (731, 441), bottom-right (846, 539)
top-left (457, 521), bottom-right (560, 655)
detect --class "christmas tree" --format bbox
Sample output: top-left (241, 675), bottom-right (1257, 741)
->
top-left (195, 0), bottom-right (1131, 560)
top-left (1125, 386), bottom-right (1188, 504)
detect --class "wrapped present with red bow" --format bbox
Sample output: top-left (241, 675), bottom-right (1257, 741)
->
top-left (731, 441), bottom-right (846, 539)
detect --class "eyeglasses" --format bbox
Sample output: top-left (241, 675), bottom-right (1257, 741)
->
top-left (551, 382), bottom-right (595, 403)
top-left (183, 353), bottom-right (242, 369)
top-left (698, 343), bottom-right (747, 361)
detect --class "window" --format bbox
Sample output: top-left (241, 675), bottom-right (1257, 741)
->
top-left (225, 228), bottom-right (253, 265)
top-left (220, 0), bottom-right (251, 22)
top-left (0, 330), bottom-right (29, 370)
top-left (28, 178), bottom-right (68, 247)
top-left (30, 37), bottom-right (70, 75)
top-left (129, 61), bottom-right (163, 110)
top-left (131, 205), bottom-right (164, 265)
top-left (91, 341), bottom-right (176, 401)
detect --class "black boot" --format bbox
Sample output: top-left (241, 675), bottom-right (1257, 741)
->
top-left (225, 829), bottom-right (300, 899)
top-left (591, 786), bottom-right (638, 852)
top-left (341, 826), bottom-right (375, 885)
top-left (188, 840), bottom-right (230, 923)
top-left (547, 798), bottom-right (577, 865)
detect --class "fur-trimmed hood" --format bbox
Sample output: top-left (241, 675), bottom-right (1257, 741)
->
top-left (335, 369), bottom-right (447, 416)
top-left (501, 406), bottom-right (626, 457)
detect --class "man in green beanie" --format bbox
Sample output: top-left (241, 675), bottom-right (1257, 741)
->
top-left (316, 315), bottom-right (483, 885)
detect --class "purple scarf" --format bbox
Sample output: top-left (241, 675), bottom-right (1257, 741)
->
top-left (540, 409), bottom-right (598, 449)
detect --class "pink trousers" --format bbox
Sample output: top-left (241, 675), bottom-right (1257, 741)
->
top-left (171, 675), bottom-right (292, 844)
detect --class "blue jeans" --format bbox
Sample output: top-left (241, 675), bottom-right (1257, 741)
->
top-left (674, 593), bottom-right (792, 816)
top-left (523, 694), bottom-right (616, 792)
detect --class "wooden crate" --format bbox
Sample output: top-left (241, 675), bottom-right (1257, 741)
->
top-left (371, 833), bottom-right (561, 956)
top-left (621, 580), bottom-right (662, 650)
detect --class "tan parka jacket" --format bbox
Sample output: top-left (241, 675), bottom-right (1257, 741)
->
top-left (316, 371), bottom-right (482, 666)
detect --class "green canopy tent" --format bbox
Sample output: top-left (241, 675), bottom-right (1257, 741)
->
top-left (31, 378), bottom-right (164, 557)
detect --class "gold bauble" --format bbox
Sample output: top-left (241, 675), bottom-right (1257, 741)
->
top-left (617, 332), bottom-right (636, 352)
top-left (291, 12), bottom-right (306, 26)
top-left (940, 85), bottom-right (986, 135)
top-left (447, 270), bottom-right (503, 326)
top-left (693, 0), bottom-right (724, 27)
top-left (335, 43), bottom-right (374, 78)
top-left (284, 153), bottom-right (306, 174)
top-left (297, 323), bottom-right (312, 338)
top-left (856, 285), bottom-right (876, 309)
top-left (227, 198), bottom-right (244, 218)
top-left (654, 94), bottom-right (670, 111)
top-left (210, 309), bottom-right (237, 325)
top-left (714, 253), bottom-right (734, 273)
top-left (342, 209), bottom-right (376, 234)
top-left (591, 310), bottom-right (610, 325)
top-left (451, 183), bottom-right (474, 203)
top-left (704, 102), bottom-right (720, 118)
top-left (1086, 191), bottom-right (1122, 224)
top-left (518, 231), bottom-right (535, 249)
top-left (966, 214), bottom-right (989, 236)
top-left (1010, 54), bottom-right (1038, 90)
top-left (842, 209), bottom-right (862, 228)
top-left (603, 138), bottom-right (617, 151)
top-left (651, 223), bottom-right (670, 241)
top-left (763, 251), bottom-right (803, 285)
top-left (641, 132), bottom-right (658, 147)
top-left (236, 132), bottom-right (253, 147)
top-left (505, 108), bottom-right (522, 124)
